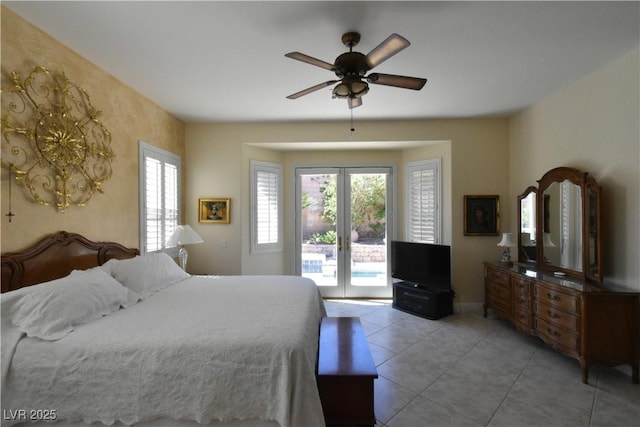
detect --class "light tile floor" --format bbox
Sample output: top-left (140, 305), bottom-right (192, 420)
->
top-left (323, 299), bottom-right (640, 427)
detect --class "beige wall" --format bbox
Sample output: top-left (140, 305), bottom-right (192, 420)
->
top-left (509, 48), bottom-right (640, 291)
top-left (1, 7), bottom-right (185, 252)
top-left (185, 119), bottom-right (509, 306)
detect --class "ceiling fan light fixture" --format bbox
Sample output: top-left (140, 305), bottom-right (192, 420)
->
top-left (332, 77), bottom-right (369, 99)
top-left (351, 80), bottom-right (369, 97)
top-left (332, 83), bottom-right (350, 98)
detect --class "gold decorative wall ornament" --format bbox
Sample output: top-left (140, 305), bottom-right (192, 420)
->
top-left (1, 66), bottom-right (114, 212)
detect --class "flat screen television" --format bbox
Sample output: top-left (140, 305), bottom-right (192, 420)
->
top-left (391, 241), bottom-right (451, 292)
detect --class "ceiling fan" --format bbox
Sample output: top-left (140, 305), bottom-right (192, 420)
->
top-left (285, 32), bottom-right (427, 109)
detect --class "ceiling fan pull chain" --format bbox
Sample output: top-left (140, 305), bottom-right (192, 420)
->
top-left (350, 108), bottom-right (355, 133)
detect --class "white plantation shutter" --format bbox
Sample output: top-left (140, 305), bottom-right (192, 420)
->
top-left (406, 159), bottom-right (441, 243)
top-left (164, 162), bottom-right (179, 243)
top-left (139, 141), bottom-right (181, 254)
top-left (256, 169), bottom-right (278, 243)
top-left (251, 160), bottom-right (283, 253)
top-left (145, 157), bottom-right (163, 252)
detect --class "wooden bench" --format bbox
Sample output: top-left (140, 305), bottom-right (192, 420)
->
top-left (317, 317), bottom-right (378, 426)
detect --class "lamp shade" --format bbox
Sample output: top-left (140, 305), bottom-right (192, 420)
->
top-left (166, 225), bottom-right (203, 246)
top-left (542, 232), bottom-right (556, 247)
top-left (521, 233), bottom-right (534, 247)
top-left (497, 232), bottom-right (516, 247)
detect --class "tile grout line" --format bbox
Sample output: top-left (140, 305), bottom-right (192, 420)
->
top-left (483, 338), bottom-right (543, 426)
top-left (587, 367), bottom-right (601, 427)
top-left (383, 314), bottom-right (492, 425)
top-left (415, 328), bottom-right (504, 426)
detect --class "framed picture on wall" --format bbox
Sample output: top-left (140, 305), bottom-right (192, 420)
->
top-left (199, 198), bottom-right (230, 224)
top-left (464, 195), bottom-right (499, 236)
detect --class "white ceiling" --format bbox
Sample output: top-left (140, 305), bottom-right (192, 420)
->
top-left (5, 1), bottom-right (639, 123)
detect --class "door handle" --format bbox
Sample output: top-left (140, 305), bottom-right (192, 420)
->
top-left (346, 236), bottom-right (351, 252)
top-left (338, 236), bottom-right (342, 251)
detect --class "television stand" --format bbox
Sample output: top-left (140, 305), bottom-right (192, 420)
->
top-left (392, 281), bottom-right (453, 320)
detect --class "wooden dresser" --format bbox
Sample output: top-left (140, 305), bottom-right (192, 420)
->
top-left (484, 262), bottom-right (639, 384)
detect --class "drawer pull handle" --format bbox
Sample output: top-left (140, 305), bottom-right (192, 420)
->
top-left (547, 292), bottom-right (560, 301)
top-left (547, 328), bottom-right (560, 337)
top-left (548, 310), bottom-right (560, 319)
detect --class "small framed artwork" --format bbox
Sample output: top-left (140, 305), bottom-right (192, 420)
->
top-left (199, 198), bottom-right (230, 224)
top-left (464, 195), bottom-right (499, 236)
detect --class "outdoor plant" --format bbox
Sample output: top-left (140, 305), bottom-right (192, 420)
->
top-left (319, 174), bottom-right (386, 240)
top-left (309, 230), bottom-right (337, 244)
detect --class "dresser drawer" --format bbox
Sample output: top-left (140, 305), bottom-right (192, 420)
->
top-left (513, 293), bottom-right (530, 310)
top-left (487, 280), bottom-right (511, 304)
top-left (535, 317), bottom-right (579, 353)
top-left (512, 276), bottom-right (532, 297)
top-left (535, 283), bottom-right (579, 313)
top-left (488, 295), bottom-right (511, 317)
top-left (513, 307), bottom-right (532, 328)
top-left (486, 267), bottom-right (510, 286)
top-left (535, 301), bottom-right (579, 332)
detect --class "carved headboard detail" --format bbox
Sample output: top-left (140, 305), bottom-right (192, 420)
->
top-left (1, 231), bottom-right (139, 293)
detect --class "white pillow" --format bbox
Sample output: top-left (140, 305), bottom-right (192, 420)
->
top-left (104, 252), bottom-right (190, 298)
top-left (8, 268), bottom-right (140, 341)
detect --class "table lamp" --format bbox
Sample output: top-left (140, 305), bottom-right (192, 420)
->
top-left (521, 232), bottom-right (533, 247)
top-left (166, 225), bottom-right (203, 270)
top-left (497, 232), bottom-right (516, 266)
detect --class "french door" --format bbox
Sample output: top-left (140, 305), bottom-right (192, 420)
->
top-left (295, 167), bottom-right (393, 298)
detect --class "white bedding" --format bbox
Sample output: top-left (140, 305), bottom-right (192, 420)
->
top-left (1, 275), bottom-right (327, 427)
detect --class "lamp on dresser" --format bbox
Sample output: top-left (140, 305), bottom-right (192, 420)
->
top-left (166, 225), bottom-right (203, 270)
top-left (497, 232), bottom-right (515, 266)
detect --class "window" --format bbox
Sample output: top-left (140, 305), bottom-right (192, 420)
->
top-left (139, 141), bottom-right (181, 255)
top-left (251, 160), bottom-right (283, 253)
top-left (406, 158), bottom-right (441, 243)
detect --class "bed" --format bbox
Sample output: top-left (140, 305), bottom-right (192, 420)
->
top-left (1, 231), bottom-right (327, 427)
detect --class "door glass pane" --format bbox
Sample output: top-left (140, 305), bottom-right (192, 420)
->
top-left (300, 173), bottom-right (338, 287)
top-left (349, 173), bottom-right (388, 287)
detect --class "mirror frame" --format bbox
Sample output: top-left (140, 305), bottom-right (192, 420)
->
top-left (517, 186), bottom-right (537, 263)
top-left (584, 175), bottom-right (602, 283)
top-left (534, 166), bottom-right (602, 283)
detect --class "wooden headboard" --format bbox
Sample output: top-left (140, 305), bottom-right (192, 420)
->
top-left (1, 231), bottom-right (139, 293)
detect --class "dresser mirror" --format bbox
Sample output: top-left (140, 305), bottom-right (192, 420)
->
top-left (541, 179), bottom-right (583, 271)
top-left (517, 186), bottom-right (537, 263)
top-left (531, 166), bottom-right (602, 283)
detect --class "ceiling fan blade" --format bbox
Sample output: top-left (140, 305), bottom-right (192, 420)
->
top-left (365, 33), bottom-right (410, 69)
top-left (348, 97), bottom-right (362, 109)
top-left (367, 73), bottom-right (427, 90)
top-left (285, 52), bottom-right (335, 71)
top-left (286, 80), bottom-right (338, 99)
